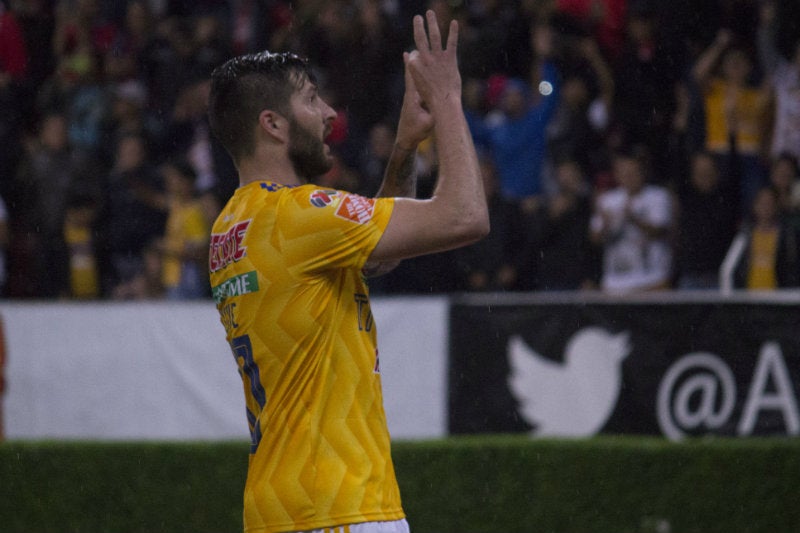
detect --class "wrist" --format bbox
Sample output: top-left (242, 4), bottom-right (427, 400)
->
top-left (429, 92), bottom-right (463, 112)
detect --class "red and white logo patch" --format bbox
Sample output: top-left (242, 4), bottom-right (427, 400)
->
top-left (209, 219), bottom-right (251, 272)
top-left (335, 194), bottom-right (375, 224)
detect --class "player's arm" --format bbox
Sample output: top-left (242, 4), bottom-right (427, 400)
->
top-left (367, 11), bottom-right (489, 264)
top-left (375, 51), bottom-right (433, 200)
top-left (363, 47), bottom-right (435, 277)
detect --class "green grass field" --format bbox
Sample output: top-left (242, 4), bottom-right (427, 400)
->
top-left (1, 436), bottom-right (799, 533)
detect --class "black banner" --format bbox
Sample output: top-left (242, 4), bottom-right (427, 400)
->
top-left (448, 295), bottom-right (800, 440)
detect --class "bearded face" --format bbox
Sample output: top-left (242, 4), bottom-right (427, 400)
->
top-left (287, 114), bottom-right (333, 180)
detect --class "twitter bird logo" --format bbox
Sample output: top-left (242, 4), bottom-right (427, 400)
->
top-left (507, 327), bottom-right (631, 436)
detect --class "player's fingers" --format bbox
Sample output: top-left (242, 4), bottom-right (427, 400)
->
top-left (446, 19), bottom-right (459, 54)
top-left (403, 53), bottom-right (416, 91)
top-left (412, 14), bottom-right (429, 53)
top-left (425, 10), bottom-right (442, 52)
top-left (403, 54), bottom-right (415, 85)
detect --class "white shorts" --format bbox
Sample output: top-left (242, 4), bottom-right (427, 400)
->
top-left (292, 518), bottom-right (410, 533)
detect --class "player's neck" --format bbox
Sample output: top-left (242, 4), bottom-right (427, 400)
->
top-left (237, 151), bottom-right (305, 188)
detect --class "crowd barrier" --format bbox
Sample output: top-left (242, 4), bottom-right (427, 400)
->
top-left (1, 291), bottom-right (799, 441)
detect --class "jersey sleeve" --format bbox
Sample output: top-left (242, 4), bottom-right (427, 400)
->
top-left (276, 186), bottom-right (395, 276)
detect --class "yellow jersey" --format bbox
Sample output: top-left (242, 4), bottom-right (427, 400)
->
top-left (209, 181), bottom-right (403, 533)
top-left (747, 227), bottom-right (779, 290)
top-left (162, 199), bottom-right (209, 288)
top-left (64, 222), bottom-right (99, 299)
top-left (703, 79), bottom-right (769, 155)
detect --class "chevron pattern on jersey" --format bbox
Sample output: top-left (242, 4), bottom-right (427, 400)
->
top-left (210, 182), bottom-right (404, 533)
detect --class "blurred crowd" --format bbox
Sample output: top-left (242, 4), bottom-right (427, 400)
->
top-left (0, 0), bottom-right (799, 299)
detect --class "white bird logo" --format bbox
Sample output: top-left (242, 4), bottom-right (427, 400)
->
top-left (507, 327), bottom-right (631, 436)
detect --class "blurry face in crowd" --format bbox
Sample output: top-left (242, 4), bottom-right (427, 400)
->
top-left (690, 153), bottom-right (720, 194)
top-left (501, 83), bottom-right (527, 118)
top-left (627, 16), bottom-right (654, 44)
top-left (613, 156), bottom-right (644, 194)
top-left (162, 165), bottom-right (194, 198)
top-left (562, 77), bottom-right (589, 109)
top-left (369, 123), bottom-right (395, 160)
top-left (769, 157), bottom-right (797, 192)
top-left (116, 136), bottom-right (146, 172)
top-left (752, 188), bottom-right (779, 225)
top-left (555, 161), bottom-right (585, 195)
top-left (40, 114), bottom-right (69, 152)
top-left (721, 49), bottom-right (752, 85)
top-left (286, 76), bottom-right (337, 180)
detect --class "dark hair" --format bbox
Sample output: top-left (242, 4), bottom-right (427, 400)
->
top-left (774, 151), bottom-right (800, 177)
top-left (208, 51), bottom-right (315, 163)
top-left (612, 143), bottom-right (650, 166)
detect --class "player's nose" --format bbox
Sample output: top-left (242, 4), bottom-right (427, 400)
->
top-left (321, 98), bottom-right (337, 122)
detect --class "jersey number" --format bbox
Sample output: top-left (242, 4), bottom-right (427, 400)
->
top-left (231, 334), bottom-right (266, 452)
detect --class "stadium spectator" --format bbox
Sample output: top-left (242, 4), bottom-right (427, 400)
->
top-left (111, 238), bottom-right (165, 300)
top-left (692, 27), bottom-right (771, 212)
top-left (454, 0), bottom-right (521, 79)
top-left (52, 0), bottom-right (118, 64)
top-left (161, 74), bottom-right (239, 213)
top-left (611, 2), bottom-right (685, 183)
top-left (11, 112), bottom-right (102, 298)
top-left (139, 15), bottom-right (198, 120)
top-left (97, 132), bottom-right (166, 295)
top-left (7, 0), bottom-right (53, 91)
top-left (0, 0), bottom-right (29, 200)
top-left (470, 19), bottom-right (560, 209)
top-left (63, 191), bottom-right (100, 299)
top-left (0, 0), bottom-right (799, 298)
top-left (158, 158), bottom-right (209, 300)
top-left (729, 185), bottom-right (800, 290)
top-left (766, 152), bottom-right (800, 232)
top-left (522, 157), bottom-right (598, 291)
top-left (674, 151), bottom-right (741, 290)
top-left (454, 154), bottom-right (523, 292)
top-left (546, 34), bottom-right (614, 185)
top-left (554, 0), bottom-right (628, 60)
top-left (757, 0), bottom-right (800, 162)
top-left (357, 121), bottom-right (396, 197)
top-left (590, 146), bottom-right (674, 293)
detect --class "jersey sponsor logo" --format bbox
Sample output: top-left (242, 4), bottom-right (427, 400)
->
top-left (212, 270), bottom-right (259, 303)
top-left (209, 219), bottom-right (251, 272)
top-left (309, 189), bottom-right (339, 207)
top-left (335, 194), bottom-right (375, 224)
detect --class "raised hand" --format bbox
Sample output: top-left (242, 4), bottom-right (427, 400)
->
top-left (395, 51), bottom-right (434, 151)
top-left (405, 10), bottom-right (461, 113)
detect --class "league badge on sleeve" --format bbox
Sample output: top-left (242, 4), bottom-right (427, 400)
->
top-left (309, 189), bottom-right (339, 208)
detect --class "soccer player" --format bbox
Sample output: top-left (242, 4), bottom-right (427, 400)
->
top-left (207, 10), bottom-right (488, 533)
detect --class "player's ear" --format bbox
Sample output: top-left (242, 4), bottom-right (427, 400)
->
top-left (258, 109), bottom-right (288, 143)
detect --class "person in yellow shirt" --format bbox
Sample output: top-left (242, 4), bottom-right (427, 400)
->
top-left (731, 186), bottom-right (800, 289)
top-left (692, 28), bottom-right (771, 212)
top-left (63, 193), bottom-right (100, 299)
top-left (159, 158), bottom-right (210, 299)
top-left (207, 10), bottom-right (488, 533)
